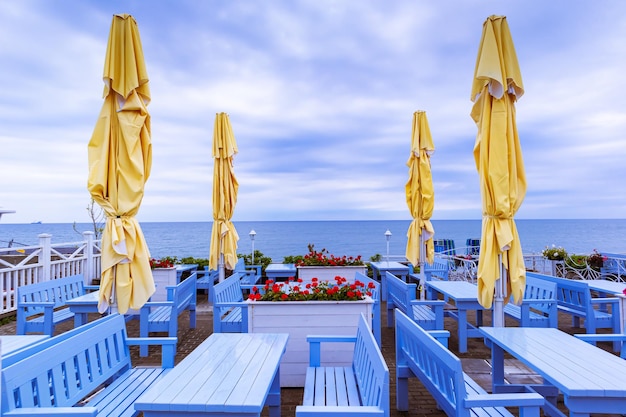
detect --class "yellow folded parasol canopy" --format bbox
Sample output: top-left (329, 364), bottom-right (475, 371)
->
top-left (471, 15), bottom-right (527, 309)
top-left (87, 14), bottom-right (154, 314)
top-left (209, 113), bottom-right (239, 278)
top-left (405, 111), bottom-right (435, 267)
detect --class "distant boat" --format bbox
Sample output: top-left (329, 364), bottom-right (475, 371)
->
top-left (30, 221), bottom-right (42, 224)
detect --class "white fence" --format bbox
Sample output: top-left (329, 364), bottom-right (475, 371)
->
top-left (0, 232), bottom-right (101, 316)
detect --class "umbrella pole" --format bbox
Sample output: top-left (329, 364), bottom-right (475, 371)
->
top-left (218, 236), bottom-right (225, 283)
top-left (493, 254), bottom-right (505, 327)
top-left (419, 231), bottom-right (426, 300)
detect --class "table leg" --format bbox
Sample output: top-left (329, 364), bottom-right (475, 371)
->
top-left (378, 271), bottom-right (387, 301)
top-left (476, 309), bottom-right (484, 327)
top-left (457, 309), bottom-right (468, 353)
top-left (73, 312), bottom-right (87, 327)
top-left (489, 341), bottom-right (505, 391)
top-left (267, 368), bottom-right (282, 417)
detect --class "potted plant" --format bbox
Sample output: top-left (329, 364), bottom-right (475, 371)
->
top-left (587, 249), bottom-right (607, 271)
top-left (293, 244), bottom-right (367, 281)
top-left (542, 245), bottom-right (567, 276)
top-left (246, 275), bottom-right (377, 387)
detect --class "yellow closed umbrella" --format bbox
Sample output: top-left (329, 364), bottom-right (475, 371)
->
top-left (405, 111), bottom-right (435, 298)
top-left (209, 113), bottom-right (239, 282)
top-left (471, 15), bottom-right (527, 324)
top-left (87, 14), bottom-right (154, 314)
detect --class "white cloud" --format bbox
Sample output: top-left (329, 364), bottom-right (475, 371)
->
top-left (1, 0), bottom-right (625, 224)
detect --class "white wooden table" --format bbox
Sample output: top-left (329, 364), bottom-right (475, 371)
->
top-left (481, 326), bottom-right (626, 417)
top-left (135, 332), bottom-right (289, 417)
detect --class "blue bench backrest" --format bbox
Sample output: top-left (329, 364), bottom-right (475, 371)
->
top-left (355, 272), bottom-right (381, 346)
top-left (395, 309), bottom-right (465, 417)
top-left (17, 274), bottom-right (86, 314)
top-left (386, 271), bottom-right (417, 314)
top-left (233, 258), bottom-right (261, 284)
top-left (352, 314), bottom-right (389, 412)
top-left (526, 272), bottom-right (589, 311)
top-left (423, 259), bottom-right (450, 281)
top-left (168, 272), bottom-right (197, 314)
top-left (521, 275), bottom-right (557, 312)
top-left (213, 272), bottom-right (245, 304)
top-left (2, 314), bottom-right (131, 413)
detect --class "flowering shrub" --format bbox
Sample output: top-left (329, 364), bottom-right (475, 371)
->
top-left (587, 249), bottom-right (606, 270)
top-left (149, 258), bottom-right (174, 269)
top-left (293, 244), bottom-right (364, 267)
top-left (542, 245), bottom-right (567, 261)
top-left (248, 276), bottom-right (375, 301)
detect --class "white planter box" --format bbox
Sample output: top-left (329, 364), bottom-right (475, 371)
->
top-left (247, 298), bottom-right (373, 387)
top-left (297, 266), bottom-right (368, 282)
top-left (151, 267), bottom-right (177, 302)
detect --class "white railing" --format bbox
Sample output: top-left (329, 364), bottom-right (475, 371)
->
top-left (0, 232), bottom-right (101, 316)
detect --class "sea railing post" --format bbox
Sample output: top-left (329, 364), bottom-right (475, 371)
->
top-left (38, 233), bottom-right (52, 282)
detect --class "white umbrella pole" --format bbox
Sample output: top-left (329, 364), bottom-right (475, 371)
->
top-left (493, 253), bottom-right (505, 327)
top-left (218, 236), bottom-right (225, 283)
top-left (419, 231), bottom-right (426, 300)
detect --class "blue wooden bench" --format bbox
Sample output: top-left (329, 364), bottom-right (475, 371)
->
top-left (139, 272), bottom-right (197, 356)
top-left (296, 313), bottom-right (389, 417)
top-left (16, 274), bottom-right (98, 335)
top-left (234, 257), bottom-right (263, 285)
top-left (2, 314), bottom-right (176, 416)
top-left (196, 266), bottom-right (219, 296)
top-left (355, 271), bottom-right (382, 346)
top-left (503, 274), bottom-right (558, 327)
top-left (395, 309), bottom-right (544, 417)
top-left (213, 272), bottom-right (250, 332)
top-left (529, 272), bottom-right (621, 336)
top-left (386, 271), bottom-right (445, 332)
top-left (423, 258), bottom-right (450, 281)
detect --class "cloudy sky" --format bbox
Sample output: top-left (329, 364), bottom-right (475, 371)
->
top-left (1, 0), bottom-right (624, 224)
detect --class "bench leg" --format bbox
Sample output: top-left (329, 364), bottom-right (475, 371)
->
top-left (190, 307), bottom-right (197, 329)
top-left (396, 366), bottom-right (410, 411)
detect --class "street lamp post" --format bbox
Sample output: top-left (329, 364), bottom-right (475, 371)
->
top-left (384, 229), bottom-right (392, 265)
top-left (249, 229), bottom-right (256, 265)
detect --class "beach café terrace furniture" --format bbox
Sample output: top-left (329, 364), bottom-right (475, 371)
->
top-left (481, 326), bottom-right (626, 417)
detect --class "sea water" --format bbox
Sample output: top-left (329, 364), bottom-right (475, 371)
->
top-left (1, 219), bottom-right (624, 263)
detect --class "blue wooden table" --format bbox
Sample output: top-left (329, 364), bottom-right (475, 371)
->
top-left (481, 326), bottom-right (626, 417)
top-left (265, 263), bottom-right (296, 280)
top-left (66, 290), bottom-right (100, 326)
top-left (176, 263), bottom-right (199, 279)
top-left (0, 335), bottom-right (48, 356)
top-left (369, 261), bottom-right (410, 301)
top-left (585, 279), bottom-right (626, 296)
top-left (135, 332), bottom-right (289, 417)
top-left (426, 280), bottom-right (488, 353)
